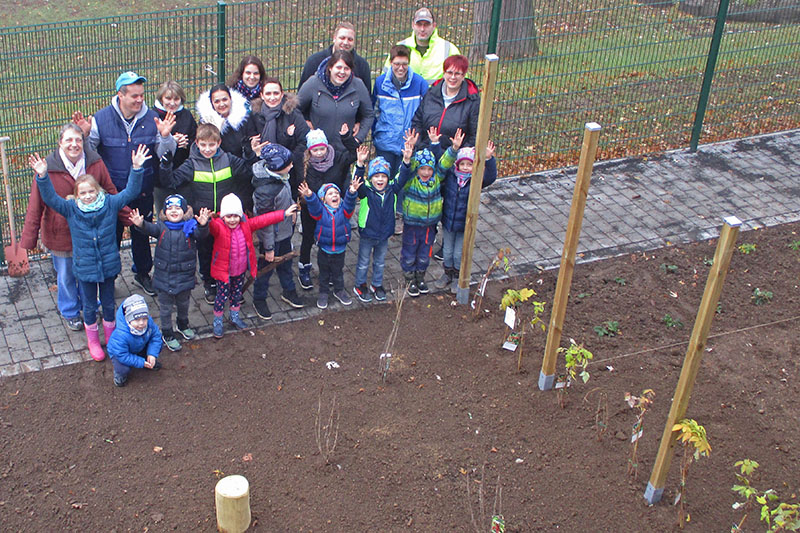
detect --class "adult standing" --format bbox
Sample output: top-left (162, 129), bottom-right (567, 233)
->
top-left (73, 71), bottom-right (173, 296)
top-left (228, 55), bottom-right (267, 102)
top-left (297, 50), bottom-right (373, 182)
top-left (297, 22), bottom-right (371, 92)
top-left (153, 80), bottom-right (197, 209)
top-left (391, 7), bottom-right (461, 85)
top-left (21, 124), bottom-right (123, 331)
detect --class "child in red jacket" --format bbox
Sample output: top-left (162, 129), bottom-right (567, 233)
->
top-left (209, 193), bottom-right (298, 338)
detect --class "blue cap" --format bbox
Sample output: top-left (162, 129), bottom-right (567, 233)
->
top-left (317, 183), bottom-right (340, 200)
top-left (115, 71), bottom-right (147, 92)
top-left (164, 194), bottom-right (187, 213)
top-left (261, 144), bottom-right (293, 172)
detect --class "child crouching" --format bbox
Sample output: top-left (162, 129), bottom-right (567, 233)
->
top-left (108, 294), bottom-right (163, 387)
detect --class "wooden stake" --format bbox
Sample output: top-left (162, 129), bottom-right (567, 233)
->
top-left (215, 474), bottom-right (251, 532)
top-left (644, 217), bottom-right (741, 504)
top-left (456, 54), bottom-right (499, 305)
top-left (538, 123), bottom-right (601, 390)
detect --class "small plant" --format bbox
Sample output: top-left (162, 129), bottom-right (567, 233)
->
top-left (716, 302), bottom-right (722, 314)
top-left (472, 248), bottom-right (513, 318)
top-left (673, 418), bottom-right (711, 528)
top-left (614, 277), bottom-right (626, 286)
top-left (500, 287), bottom-right (546, 372)
top-left (577, 291), bottom-right (592, 299)
top-left (660, 263), bottom-right (679, 274)
top-left (556, 340), bottom-right (593, 408)
top-left (314, 387), bottom-right (340, 465)
top-left (379, 279), bottom-right (408, 383)
top-left (738, 243), bottom-right (757, 254)
top-left (663, 314), bottom-right (684, 328)
top-left (731, 459), bottom-right (800, 532)
top-left (594, 320), bottom-right (620, 337)
top-left (788, 240), bottom-right (800, 251)
top-left (583, 388), bottom-right (609, 441)
top-left (751, 288), bottom-right (773, 306)
top-left (702, 256), bottom-right (714, 266)
top-left (625, 389), bottom-right (655, 479)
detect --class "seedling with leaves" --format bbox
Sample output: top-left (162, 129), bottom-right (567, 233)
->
top-left (472, 248), bottom-right (513, 318)
top-left (614, 277), bottom-right (626, 286)
top-left (738, 243), bottom-right (757, 254)
top-left (751, 288), bottom-right (773, 306)
top-left (500, 287), bottom-right (546, 372)
top-left (702, 256), bottom-right (714, 266)
top-left (624, 389), bottom-right (655, 479)
top-left (659, 263), bottom-right (679, 274)
top-left (555, 340), bottom-right (593, 408)
top-left (663, 314), bottom-right (684, 329)
top-left (731, 459), bottom-right (800, 532)
top-left (594, 320), bottom-right (620, 337)
top-left (673, 418), bottom-right (711, 528)
top-left (788, 240), bottom-right (800, 251)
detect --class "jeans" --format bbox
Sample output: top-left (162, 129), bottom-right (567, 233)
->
top-left (52, 255), bottom-right (82, 319)
top-left (317, 249), bottom-right (345, 293)
top-left (116, 193), bottom-right (154, 275)
top-left (400, 224), bottom-right (436, 273)
top-left (441, 228), bottom-right (465, 270)
top-left (355, 235), bottom-right (389, 288)
top-left (112, 348), bottom-right (147, 380)
top-left (79, 277), bottom-right (116, 326)
top-left (253, 237), bottom-right (296, 300)
top-left (375, 149), bottom-right (404, 213)
top-left (157, 289), bottom-right (191, 333)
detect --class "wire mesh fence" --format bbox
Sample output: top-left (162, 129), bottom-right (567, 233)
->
top-left (0, 0), bottom-right (798, 254)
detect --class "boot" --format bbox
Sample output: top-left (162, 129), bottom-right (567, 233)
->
top-left (213, 315), bottom-right (224, 338)
top-left (102, 320), bottom-right (116, 345)
top-left (85, 322), bottom-right (106, 361)
top-left (230, 310), bottom-right (247, 330)
top-left (298, 263), bottom-right (313, 290)
top-left (405, 272), bottom-right (419, 297)
top-left (450, 268), bottom-right (461, 294)
top-left (435, 267), bottom-right (455, 290)
top-left (416, 271), bottom-right (430, 294)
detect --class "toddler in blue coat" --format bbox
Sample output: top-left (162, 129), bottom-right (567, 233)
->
top-left (107, 294), bottom-right (163, 387)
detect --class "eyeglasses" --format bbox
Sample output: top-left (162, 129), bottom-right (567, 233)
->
top-left (391, 61), bottom-right (409, 68)
top-left (444, 70), bottom-right (465, 77)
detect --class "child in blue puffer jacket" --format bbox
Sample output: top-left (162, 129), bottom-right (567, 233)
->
top-left (107, 294), bottom-right (163, 387)
top-left (297, 174), bottom-right (362, 310)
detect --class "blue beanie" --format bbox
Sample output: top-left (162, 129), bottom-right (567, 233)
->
top-left (317, 183), bottom-right (340, 200)
top-left (164, 194), bottom-right (187, 213)
top-left (413, 149), bottom-right (435, 170)
top-left (260, 144), bottom-right (293, 172)
top-left (368, 157), bottom-right (391, 180)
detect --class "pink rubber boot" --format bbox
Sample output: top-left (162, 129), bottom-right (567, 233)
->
top-left (102, 320), bottom-right (116, 346)
top-left (85, 322), bottom-right (106, 361)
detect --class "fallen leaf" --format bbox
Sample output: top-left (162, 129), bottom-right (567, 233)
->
top-left (153, 446), bottom-right (163, 453)
top-left (242, 453), bottom-right (253, 462)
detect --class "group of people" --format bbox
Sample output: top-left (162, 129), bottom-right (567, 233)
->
top-left (20, 7), bottom-right (498, 387)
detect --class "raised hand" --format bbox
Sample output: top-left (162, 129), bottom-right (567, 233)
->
top-left (356, 144), bottom-right (369, 166)
top-left (349, 174), bottom-right (363, 193)
top-left (129, 208), bottom-right (144, 227)
top-left (28, 153), bottom-right (47, 176)
top-left (401, 135), bottom-right (416, 164)
top-left (404, 128), bottom-right (420, 149)
top-left (131, 145), bottom-right (152, 169)
top-left (486, 140), bottom-right (496, 160)
top-left (427, 126), bottom-right (441, 144)
top-left (251, 136), bottom-right (268, 154)
top-left (450, 128), bottom-right (465, 152)
top-left (72, 111), bottom-right (91, 137)
top-left (339, 123), bottom-right (350, 136)
top-left (195, 207), bottom-right (211, 226)
top-left (297, 181), bottom-right (312, 198)
top-left (154, 111), bottom-right (176, 138)
top-left (174, 132), bottom-right (189, 148)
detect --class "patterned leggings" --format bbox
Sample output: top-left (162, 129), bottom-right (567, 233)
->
top-left (213, 272), bottom-right (245, 315)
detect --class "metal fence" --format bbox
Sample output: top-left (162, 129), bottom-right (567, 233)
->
top-left (1, 0), bottom-right (798, 254)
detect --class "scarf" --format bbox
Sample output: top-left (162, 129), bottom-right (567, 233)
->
top-left (455, 169), bottom-right (471, 188)
top-left (234, 79), bottom-right (262, 101)
top-left (153, 100), bottom-right (185, 113)
top-left (76, 190), bottom-right (106, 212)
top-left (59, 149), bottom-right (86, 180)
top-left (129, 323), bottom-right (147, 336)
top-left (316, 57), bottom-right (352, 99)
top-left (165, 219), bottom-right (198, 239)
top-left (259, 103), bottom-right (282, 144)
top-left (309, 143), bottom-right (335, 172)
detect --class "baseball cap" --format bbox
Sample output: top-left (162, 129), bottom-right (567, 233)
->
top-left (413, 8), bottom-right (434, 24)
top-left (115, 71), bottom-right (147, 92)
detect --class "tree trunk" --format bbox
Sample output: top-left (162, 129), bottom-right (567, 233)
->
top-left (471, 0), bottom-right (539, 62)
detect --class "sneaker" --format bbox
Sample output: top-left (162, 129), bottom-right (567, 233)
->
top-left (417, 276), bottom-right (430, 294)
top-left (298, 264), bottom-right (313, 290)
top-left (204, 282), bottom-right (217, 305)
top-left (114, 374), bottom-right (128, 387)
top-left (176, 325), bottom-right (196, 340)
top-left (65, 315), bottom-right (84, 331)
top-left (406, 281), bottom-right (420, 298)
top-left (371, 285), bottom-right (387, 301)
top-left (133, 273), bottom-right (156, 296)
top-left (281, 290), bottom-right (305, 309)
top-left (254, 299), bottom-right (272, 320)
top-left (353, 284), bottom-right (373, 303)
top-left (213, 316), bottom-right (224, 338)
top-left (433, 245), bottom-right (444, 262)
top-left (334, 289), bottom-right (352, 306)
top-left (162, 333), bottom-right (182, 352)
top-left (230, 311), bottom-right (247, 330)
top-left (435, 270), bottom-right (454, 290)
top-left (317, 292), bottom-right (329, 309)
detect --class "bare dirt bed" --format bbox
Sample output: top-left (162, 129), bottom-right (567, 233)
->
top-left (1, 222), bottom-right (798, 532)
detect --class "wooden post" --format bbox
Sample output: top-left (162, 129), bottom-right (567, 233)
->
top-left (538, 123), bottom-right (601, 390)
top-left (215, 474), bottom-right (251, 532)
top-left (644, 217), bottom-right (741, 504)
top-left (456, 54), bottom-right (500, 305)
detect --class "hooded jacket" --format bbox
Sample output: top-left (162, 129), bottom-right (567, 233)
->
top-left (196, 89), bottom-right (250, 158)
top-left (305, 188), bottom-right (357, 254)
top-left (21, 148), bottom-right (119, 253)
top-left (355, 163), bottom-right (413, 241)
top-left (412, 78), bottom-right (480, 151)
top-left (251, 163), bottom-right (295, 250)
top-left (208, 210), bottom-right (286, 283)
top-left (440, 152), bottom-right (498, 233)
top-left (400, 147), bottom-right (454, 227)
top-left (372, 68), bottom-right (428, 155)
top-left (107, 303), bottom-right (162, 368)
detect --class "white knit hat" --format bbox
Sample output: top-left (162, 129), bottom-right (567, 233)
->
top-left (219, 193), bottom-right (243, 218)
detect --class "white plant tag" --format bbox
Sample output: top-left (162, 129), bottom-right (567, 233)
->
top-left (504, 307), bottom-right (516, 328)
top-left (502, 341), bottom-right (518, 351)
top-left (631, 429), bottom-right (643, 443)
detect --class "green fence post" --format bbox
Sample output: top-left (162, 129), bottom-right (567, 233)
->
top-left (487, 0), bottom-right (503, 55)
top-left (690, 0), bottom-right (730, 152)
top-left (217, 1), bottom-right (227, 84)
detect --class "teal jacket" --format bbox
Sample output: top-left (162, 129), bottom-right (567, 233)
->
top-left (400, 146), bottom-right (454, 227)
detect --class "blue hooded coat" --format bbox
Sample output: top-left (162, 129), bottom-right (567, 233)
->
top-left (107, 303), bottom-right (162, 369)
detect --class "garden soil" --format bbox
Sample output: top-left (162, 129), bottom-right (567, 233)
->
top-left (1, 222), bottom-right (798, 532)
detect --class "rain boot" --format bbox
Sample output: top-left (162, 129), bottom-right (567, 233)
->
top-left (102, 320), bottom-right (116, 345)
top-left (85, 322), bottom-right (105, 361)
top-left (230, 310), bottom-right (247, 330)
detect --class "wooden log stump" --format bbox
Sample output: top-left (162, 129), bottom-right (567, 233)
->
top-left (215, 475), bottom-right (250, 532)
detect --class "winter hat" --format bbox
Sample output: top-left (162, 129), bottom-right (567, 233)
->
top-left (261, 144), bottom-right (293, 172)
top-left (219, 193), bottom-right (244, 218)
top-left (368, 157), bottom-right (391, 180)
top-left (317, 183), bottom-right (340, 200)
top-left (456, 147), bottom-right (475, 166)
top-left (413, 148), bottom-right (435, 170)
top-left (306, 129), bottom-right (328, 150)
top-left (123, 294), bottom-right (149, 323)
top-left (164, 194), bottom-right (188, 213)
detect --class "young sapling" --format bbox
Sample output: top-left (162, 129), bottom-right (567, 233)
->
top-left (751, 288), bottom-right (773, 306)
top-left (737, 243), bottom-right (757, 254)
top-left (788, 240), bottom-right (800, 251)
top-left (731, 459), bottom-right (800, 532)
top-left (673, 418), bottom-right (711, 528)
top-left (555, 340), bottom-right (593, 408)
top-left (624, 389), bottom-right (655, 479)
top-left (472, 248), bottom-right (512, 318)
top-left (499, 287), bottom-right (546, 372)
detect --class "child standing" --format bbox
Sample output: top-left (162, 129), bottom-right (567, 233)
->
top-left (297, 176), bottom-right (362, 310)
top-left (437, 133), bottom-right (497, 291)
top-left (251, 144), bottom-right (304, 320)
top-left (130, 195), bottom-right (210, 351)
top-left (28, 145), bottom-right (150, 361)
top-left (208, 193), bottom-right (298, 338)
top-left (107, 294), bottom-right (163, 387)
top-left (297, 126), bottom-right (358, 290)
top-left (351, 139), bottom-right (414, 302)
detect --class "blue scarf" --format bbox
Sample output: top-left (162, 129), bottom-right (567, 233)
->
top-left (76, 190), bottom-right (106, 212)
top-left (165, 219), bottom-right (198, 238)
top-left (234, 79), bottom-right (262, 101)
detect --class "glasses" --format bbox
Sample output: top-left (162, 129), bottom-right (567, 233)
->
top-left (444, 70), bottom-right (465, 77)
top-left (391, 61), bottom-right (409, 68)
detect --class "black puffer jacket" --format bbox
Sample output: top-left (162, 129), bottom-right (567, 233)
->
top-left (412, 78), bottom-right (480, 151)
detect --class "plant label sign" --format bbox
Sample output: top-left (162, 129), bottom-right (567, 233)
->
top-left (502, 340), bottom-right (518, 351)
top-left (631, 417), bottom-right (643, 442)
top-left (555, 380), bottom-right (571, 390)
top-left (504, 306), bottom-right (516, 329)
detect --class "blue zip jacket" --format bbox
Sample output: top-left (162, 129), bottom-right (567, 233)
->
top-left (371, 69), bottom-right (428, 155)
top-left (305, 188), bottom-right (357, 254)
top-left (441, 155), bottom-right (498, 233)
top-left (107, 303), bottom-right (162, 368)
top-left (355, 164), bottom-right (413, 241)
top-left (36, 167), bottom-right (143, 282)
